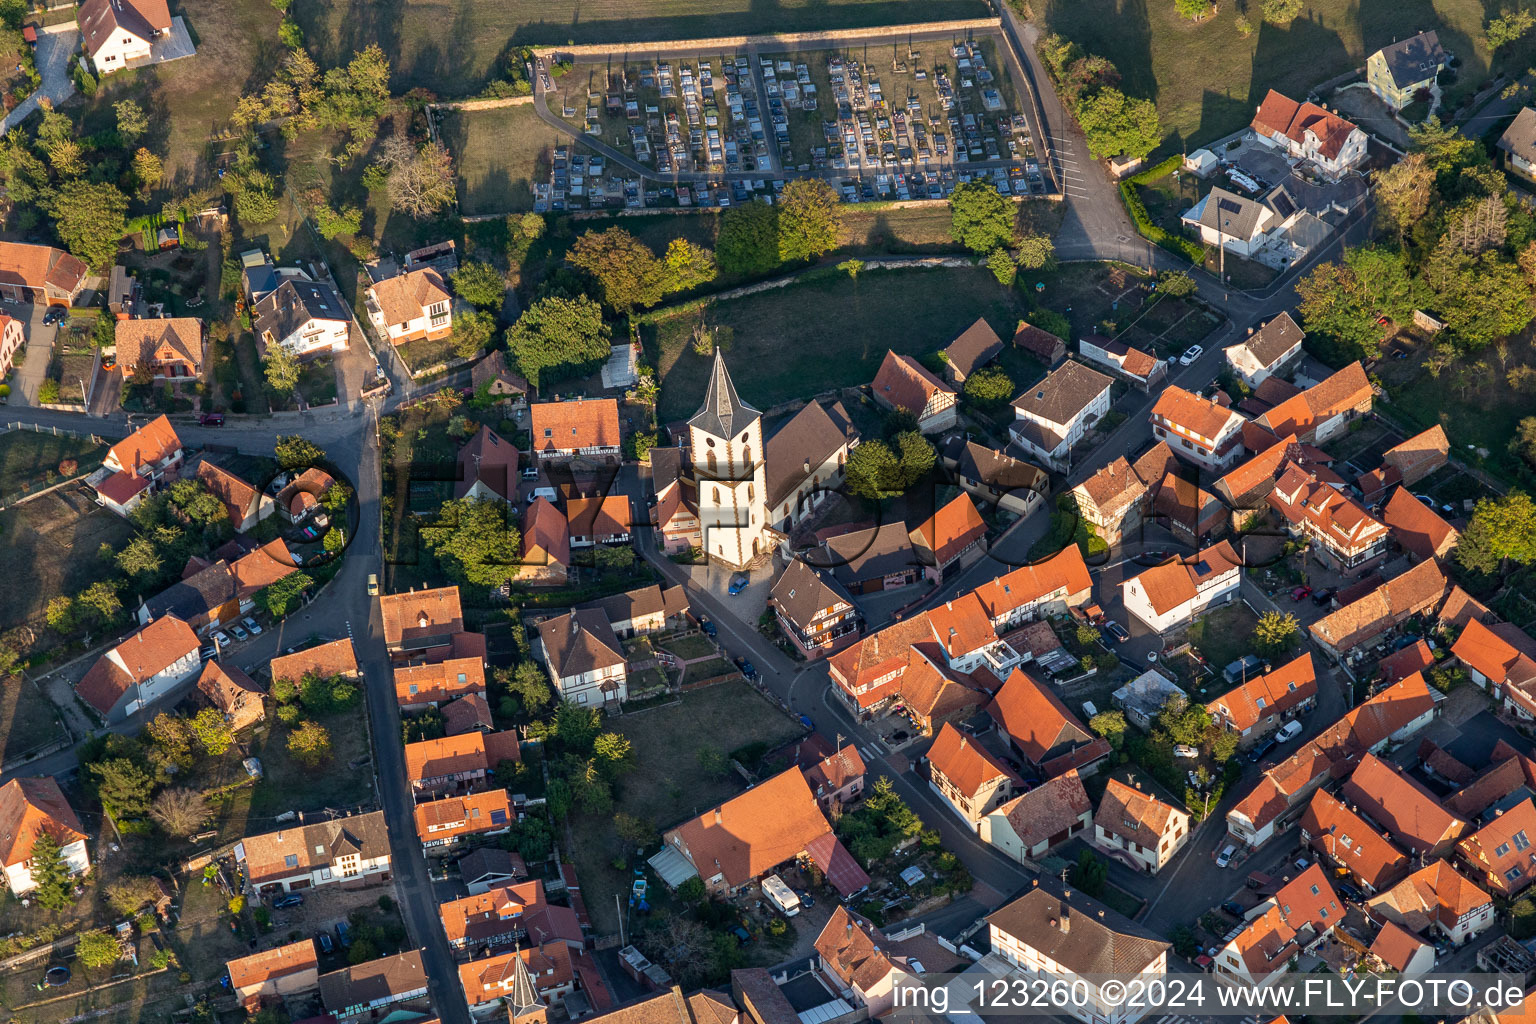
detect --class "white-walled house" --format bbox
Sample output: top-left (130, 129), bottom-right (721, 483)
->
top-left (1121, 541), bottom-right (1241, 633)
top-left (236, 812), bottom-right (392, 894)
top-left (1250, 90), bottom-right (1368, 181)
top-left (1225, 312), bottom-right (1304, 387)
top-left (0, 778), bottom-right (90, 895)
top-left (0, 315), bottom-right (24, 379)
top-left (254, 279), bottom-right (350, 358)
top-left (870, 350), bottom-right (958, 434)
top-left (1149, 386), bottom-right (1246, 472)
top-left (537, 609), bottom-right (628, 708)
top-left (981, 769), bottom-right (1092, 864)
top-left (364, 268), bottom-right (452, 346)
top-left (1216, 864), bottom-right (1342, 987)
top-left (1367, 861), bottom-right (1495, 947)
top-left (1009, 361), bottom-right (1114, 472)
top-left (79, 0), bottom-right (172, 75)
top-left (1093, 778), bottom-right (1191, 875)
top-left (76, 614), bottom-right (202, 722)
top-left (1181, 188), bottom-right (1286, 259)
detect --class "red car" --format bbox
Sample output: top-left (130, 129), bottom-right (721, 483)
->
top-left (199, 413), bottom-right (224, 426)
top-left (1291, 586), bottom-right (1312, 601)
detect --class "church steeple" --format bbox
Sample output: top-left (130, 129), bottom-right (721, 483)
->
top-left (507, 945), bottom-right (546, 1024)
top-left (688, 348), bottom-right (760, 440)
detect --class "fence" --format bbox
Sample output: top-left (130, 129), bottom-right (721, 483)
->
top-left (0, 422), bottom-right (111, 510)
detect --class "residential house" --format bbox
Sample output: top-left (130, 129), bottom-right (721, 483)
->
top-left (439, 879), bottom-right (582, 951)
top-left (942, 317), bottom-right (1003, 384)
top-left (404, 731), bottom-right (521, 797)
top-left (869, 350), bottom-right (958, 434)
top-left (253, 278), bottom-right (350, 358)
top-left (988, 668), bottom-right (1112, 778)
top-left (579, 584), bottom-right (688, 639)
top-left (1366, 861), bottom-right (1495, 946)
top-left (1255, 362), bottom-right (1374, 444)
top-left (1270, 465), bottom-right (1390, 574)
top-left (801, 741), bottom-right (866, 810)
top-left (414, 789), bottom-right (515, 850)
top-left (96, 414), bottom-right (183, 515)
top-left (319, 950), bottom-right (429, 1023)
top-left (379, 586), bottom-right (476, 664)
top-left (364, 268), bottom-right (452, 345)
top-left (1452, 618), bottom-right (1536, 718)
top-left (1216, 865), bottom-right (1342, 986)
top-left (598, 987), bottom-right (741, 1024)
top-left (135, 539), bottom-right (301, 634)
top-left (531, 399), bottom-right (622, 461)
top-left (1446, 741), bottom-right (1536, 820)
top-left (981, 768), bottom-right (1092, 864)
top-left (1457, 797), bottom-right (1536, 897)
top-left (442, 693), bottom-right (495, 736)
top-left (1120, 540), bottom-right (1241, 633)
top-left (1149, 386), bottom-right (1246, 472)
top-left (970, 545), bottom-right (1094, 633)
top-left (1370, 921), bottom-right (1436, 975)
top-left (0, 315), bottom-right (23, 379)
top-left (950, 440), bottom-right (1048, 519)
top-left (909, 492), bottom-right (987, 583)
top-left (1111, 669), bottom-right (1187, 732)
top-left (1070, 443), bottom-right (1176, 545)
top-left (567, 496), bottom-right (632, 547)
top-left (193, 461), bottom-right (273, 532)
top-left (1382, 425), bottom-right (1451, 490)
top-left (456, 425), bottom-right (520, 504)
top-left (1078, 334), bottom-right (1166, 391)
top-left (470, 350), bottom-right (530, 410)
top-left (1250, 89), bottom-right (1368, 179)
top-left (77, 614), bottom-right (202, 722)
top-left (1342, 753), bottom-right (1467, 858)
top-left (769, 558), bottom-right (861, 660)
top-left (1367, 32), bottom-right (1446, 110)
top-left (812, 521), bottom-right (920, 594)
top-left (925, 722), bottom-right (1019, 830)
top-left (812, 906), bottom-right (950, 1018)
top-left (987, 875), bottom-right (1170, 1024)
top-left (237, 811), bottom-right (391, 893)
top-left (649, 767), bottom-right (866, 899)
top-left (763, 400), bottom-right (855, 532)
top-left (1225, 312), bottom-right (1304, 387)
top-left (1499, 107), bottom-right (1536, 184)
top-left (1009, 361), bottom-right (1114, 471)
top-left (196, 661), bottom-right (265, 732)
top-left (115, 317), bottom-right (204, 382)
top-left (1299, 790), bottom-right (1409, 894)
top-left (521, 497), bottom-right (572, 584)
top-left (1310, 559), bottom-right (1451, 662)
top-left (1383, 487), bottom-right (1459, 563)
top-left (0, 241), bottom-right (87, 306)
top-left (457, 941), bottom-right (577, 1015)
top-left (240, 250), bottom-right (279, 304)
top-left (1093, 777), bottom-right (1190, 875)
top-left (78, 0), bottom-right (171, 73)
top-left (1012, 320), bottom-right (1066, 366)
top-left (270, 638), bottom-right (360, 688)
top-left (0, 778), bottom-right (89, 895)
top-left (274, 467), bottom-right (337, 524)
top-left (1379, 639), bottom-right (1437, 686)
top-left (1180, 187), bottom-right (1287, 258)
top-left (458, 847), bottom-right (529, 896)
top-left (538, 610), bottom-right (627, 707)
top-left (227, 941), bottom-right (319, 1012)
top-left (1207, 652), bottom-right (1318, 744)
top-left (1214, 432), bottom-right (1327, 511)
top-left (650, 449), bottom-right (700, 558)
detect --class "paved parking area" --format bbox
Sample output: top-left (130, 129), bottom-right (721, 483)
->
top-left (8, 303), bottom-right (58, 406)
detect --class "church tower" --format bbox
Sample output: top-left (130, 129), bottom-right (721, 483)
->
top-left (689, 350), bottom-right (769, 570)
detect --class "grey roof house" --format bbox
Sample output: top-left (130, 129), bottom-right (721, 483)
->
top-left (1367, 31), bottom-right (1447, 110)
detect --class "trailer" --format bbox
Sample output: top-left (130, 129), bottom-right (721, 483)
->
top-left (761, 874), bottom-right (801, 917)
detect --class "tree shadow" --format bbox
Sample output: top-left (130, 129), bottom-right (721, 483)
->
top-left (1037, 0), bottom-right (1156, 105)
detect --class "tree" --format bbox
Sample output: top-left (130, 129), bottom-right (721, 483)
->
top-left (844, 439), bottom-right (903, 499)
top-left (662, 238), bottom-right (718, 293)
top-left (256, 571), bottom-right (314, 618)
top-left (78, 581), bottom-right (122, 625)
top-left (894, 431), bottom-right (936, 487)
top-left (498, 661), bottom-right (553, 714)
top-left (1424, 249), bottom-right (1532, 350)
top-left (963, 366), bottom-right (1013, 406)
top-left (1513, 416), bottom-right (1536, 470)
top-left (1075, 87), bottom-right (1162, 159)
top-left (949, 181), bottom-right (1015, 254)
top-left (229, 169), bottom-right (280, 225)
top-left (1156, 271), bottom-right (1197, 298)
top-left (1488, 8), bottom-right (1536, 48)
top-left (1460, 492), bottom-right (1536, 571)
top-left (1174, 0), bottom-right (1208, 17)
top-left (615, 812), bottom-right (656, 849)
top-left (1016, 234), bottom-right (1056, 271)
top-left (90, 758), bottom-right (154, 819)
top-left (372, 134), bottom-right (455, 218)
top-left (275, 435), bottom-right (325, 470)
top-left (151, 788), bottom-right (210, 836)
top-left (313, 201), bottom-right (363, 239)
top-left (450, 261), bottom-right (507, 309)
top-left (1068, 849), bottom-right (1108, 897)
top-left (449, 310), bottom-right (496, 360)
top-left (76, 931), bottom-right (122, 971)
top-left (51, 181), bottom-right (129, 269)
top-left (505, 295), bottom-right (611, 388)
top-left (46, 596), bottom-right (75, 633)
top-left (697, 746), bottom-right (730, 777)
top-left (146, 713), bottom-right (196, 772)
top-left (568, 227), bottom-right (665, 311)
top-left (1260, 0), bottom-right (1303, 21)
top-left (192, 707), bottom-right (235, 756)
top-left (323, 527), bottom-right (346, 553)
top-left (987, 247), bottom-right (1017, 286)
top-left (0, 0), bottom-right (24, 29)
top-left (116, 535), bottom-right (163, 580)
top-left (716, 201), bottom-right (780, 276)
top-left (1409, 117), bottom-right (1481, 178)
top-left (1297, 246), bottom-right (1425, 360)
top-left (106, 876), bottom-right (163, 916)
top-left (421, 497), bottom-right (521, 586)
top-left (1253, 610), bottom-right (1299, 656)
top-left (1089, 709), bottom-right (1128, 750)
top-left (131, 148), bottom-right (163, 200)
top-left (776, 179), bottom-right (841, 262)
top-left (556, 701), bottom-right (600, 755)
top-left (288, 720), bottom-right (332, 766)
top-left (1157, 693), bottom-right (1211, 747)
top-left (594, 732), bottom-right (634, 777)
top-left (29, 831), bottom-right (73, 909)
top-left (1372, 153), bottom-right (1435, 242)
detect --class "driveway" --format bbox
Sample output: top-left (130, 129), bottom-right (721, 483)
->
top-left (8, 303), bottom-right (58, 407)
top-left (2, 26), bottom-right (77, 134)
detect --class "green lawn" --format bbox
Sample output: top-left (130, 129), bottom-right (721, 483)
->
top-left (441, 104), bottom-right (568, 216)
top-left (0, 430), bottom-right (106, 497)
top-left (1184, 602), bottom-right (1262, 700)
top-left (1040, 0), bottom-right (1493, 152)
top-left (294, 0), bottom-right (990, 97)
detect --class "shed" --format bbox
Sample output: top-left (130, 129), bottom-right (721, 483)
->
top-left (1183, 149), bottom-right (1218, 177)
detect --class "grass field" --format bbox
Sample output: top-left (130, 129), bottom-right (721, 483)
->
top-left (1039, 0), bottom-right (1493, 152)
top-left (0, 676), bottom-right (69, 765)
top-left (441, 105), bottom-right (568, 215)
top-left (0, 492), bottom-right (135, 632)
top-left (645, 265), bottom-right (1024, 421)
top-left (294, 0), bottom-right (990, 97)
top-left (0, 430), bottom-right (106, 498)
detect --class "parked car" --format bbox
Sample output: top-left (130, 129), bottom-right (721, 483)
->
top-left (272, 894), bottom-right (304, 909)
top-left (316, 932), bottom-right (334, 955)
top-left (699, 616), bottom-right (717, 637)
top-left (211, 630), bottom-right (232, 649)
top-left (367, 573), bottom-right (379, 596)
top-left (199, 413), bottom-right (225, 426)
top-left (1247, 737), bottom-right (1277, 764)
top-left (1290, 586), bottom-right (1312, 601)
top-left (335, 921), bottom-right (351, 947)
top-left (1275, 720), bottom-right (1304, 743)
top-left (1179, 344), bottom-right (1203, 366)
top-left (299, 525), bottom-right (321, 541)
top-left (1105, 621), bottom-right (1130, 643)
top-left (242, 617), bottom-right (262, 636)
top-left (728, 573), bottom-right (750, 595)
top-left (1311, 588), bottom-right (1335, 606)
top-left (229, 624), bottom-right (249, 642)
top-left (1216, 844), bottom-right (1236, 868)
top-left (1336, 881), bottom-right (1364, 902)
top-left (1221, 900), bottom-right (1245, 917)
top-left (795, 889), bottom-right (815, 909)
top-left (734, 656), bottom-right (757, 680)
top-left (199, 645), bottom-right (218, 662)
top-left (1173, 744), bottom-right (1200, 758)
top-left (242, 757), bottom-right (262, 779)
top-left (42, 307), bottom-right (67, 326)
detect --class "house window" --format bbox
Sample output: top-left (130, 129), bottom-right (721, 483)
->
top-left (1509, 867), bottom-right (1525, 882)
top-left (285, 854), bottom-right (298, 868)
top-left (1310, 884), bottom-right (1320, 895)
top-left (1497, 843), bottom-right (1512, 857)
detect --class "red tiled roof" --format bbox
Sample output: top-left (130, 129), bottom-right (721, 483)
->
top-left (106, 414), bottom-right (180, 474)
top-left (1342, 752), bottom-right (1466, 856)
top-left (1300, 790), bottom-right (1408, 891)
top-left (1383, 488), bottom-right (1458, 561)
top-left (914, 492), bottom-right (985, 568)
top-left (928, 722), bottom-right (1018, 799)
top-left (0, 777), bottom-right (86, 868)
top-left (530, 399), bottom-right (620, 455)
top-left (1456, 797), bottom-right (1536, 896)
top-left (988, 668), bottom-right (1110, 774)
top-left (665, 767), bottom-right (832, 889)
top-left (1252, 89), bottom-right (1361, 160)
top-left (1207, 652), bottom-right (1317, 733)
top-left (1257, 362), bottom-right (1372, 438)
top-left (871, 350), bottom-right (953, 415)
top-left (1151, 385), bottom-right (1242, 443)
top-left (227, 940), bottom-right (318, 993)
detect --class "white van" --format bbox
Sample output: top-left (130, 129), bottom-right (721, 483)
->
top-left (761, 874), bottom-right (801, 917)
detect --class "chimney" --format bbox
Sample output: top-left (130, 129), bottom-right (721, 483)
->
top-left (714, 808), bottom-right (722, 824)
top-left (1059, 901), bottom-right (1070, 934)
top-left (1248, 327), bottom-right (1254, 336)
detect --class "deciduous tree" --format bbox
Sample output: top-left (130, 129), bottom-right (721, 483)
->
top-left (1260, 0), bottom-right (1303, 22)
top-left (1372, 153), bottom-right (1435, 242)
top-left (192, 708), bottom-right (235, 756)
top-left (568, 227), bottom-right (665, 311)
top-left (1075, 87), bottom-right (1162, 159)
top-left (76, 931), bottom-right (122, 970)
top-left (287, 720), bottom-right (332, 767)
top-left (716, 201), bottom-right (779, 276)
top-left (379, 136), bottom-right (456, 218)
top-left (131, 148), bottom-right (162, 200)
top-left (663, 238), bottom-right (718, 293)
top-left (449, 310), bottom-right (496, 360)
top-left (450, 261), bottom-right (507, 309)
top-left (151, 788), bottom-right (210, 836)
top-left (51, 181), bottom-right (129, 270)
top-left (90, 758), bottom-right (154, 819)
top-left (421, 497), bottom-right (521, 586)
top-left (274, 435), bottom-right (325, 470)
top-left (949, 181), bottom-right (1014, 253)
top-left (1253, 610), bottom-right (1299, 656)
top-left (505, 295), bottom-right (611, 388)
top-left (776, 179), bottom-right (841, 262)
top-left (963, 366), bottom-right (1013, 406)
top-left (1015, 234), bottom-right (1056, 270)
top-left (256, 571), bottom-right (314, 617)
top-left (844, 439), bottom-right (903, 499)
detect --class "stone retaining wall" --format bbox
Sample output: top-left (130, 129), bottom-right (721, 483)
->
top-left (542, 19), bottom-right (1001, 61)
